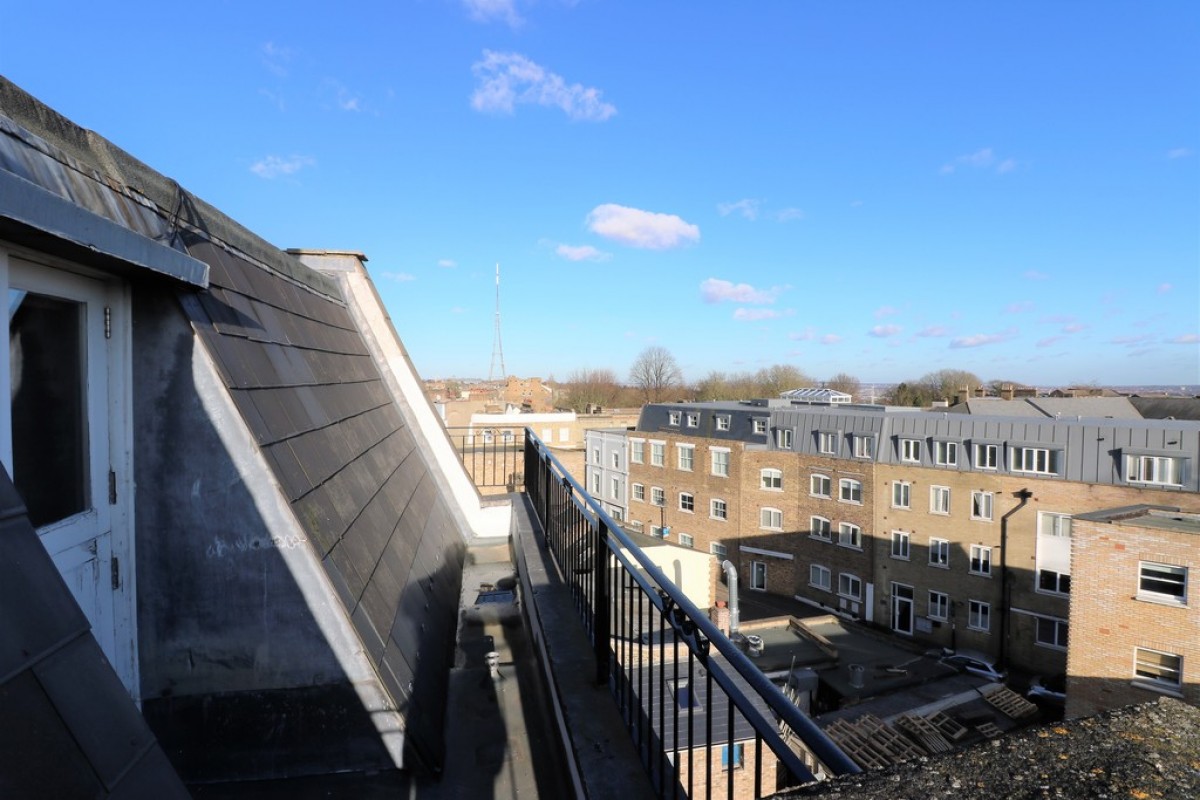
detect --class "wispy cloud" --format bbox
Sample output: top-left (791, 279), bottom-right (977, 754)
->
top-left (1039, 314), bottom-right (1074, 324)
top-left (717, 199), bottom-right (760, 220)
top-left (700, 278), bottom-right (780, 305)
top-left (1024, 270), bottom-right (1049, 281)
top-left (471, 51), bottom-right (616, 122)
top-left (775, 207), bottom-right (805, 222)
top-left (451, 306), bottom-right (466, 314)
top-left (1063, 323), bottom-right (1087, 334)
top-left (1157, 283), bottom-right (1173, 294)
top-left (380, 271), bottom-right (416, 283)
top-left (1036, 336), bottom-right (1064, 348)
top-left (438, 259), bottom-right (457, 268)
top-left (917, 325), bottom-right (949, 338)
top-left (555, 244), bottom-right (610, 262)
top-left (1167, 147), bottom-right (1193, 160)
top-left (1005, 301), bottom-right (1034, 314)
top-left (261, 41), bottom-right (293, 78)
top-left (1111, 334), bottom-right (1154, 347)
top-left (733, 308), bottom-right (793, 322)
top-left (249, 154), bottom-right (315, 179)
top-left (319, 79), bottom-right (362, 112)
top-left (1169, 333), bottom-right (1199, 344)
top-left (586, 204), bottom-right (699, 249)
top-left (868, 324), bottom-right (902, 338)
top-left (940, 147), bottom-right (1017, 175)
top-left (789, 328), bottom-right (815, 341)
top-left (874, 306), bottom-right (900, 319)
top-left (463, 0), bottom-right (522, 27)
top-left (949, 327), bottom-right (1018, 348)
top-left (820, 334), bottom-right (842, 345)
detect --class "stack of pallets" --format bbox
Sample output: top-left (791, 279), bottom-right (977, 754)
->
top-left (981, 686), bottom-right (1039, 719)
top-left (895, 714), bottom-right (954, 754)
top-left (825, 714), bottom-right (926, 769)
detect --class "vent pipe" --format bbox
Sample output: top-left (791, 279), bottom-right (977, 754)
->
top-left (721, 560), bottom-right (740, 636)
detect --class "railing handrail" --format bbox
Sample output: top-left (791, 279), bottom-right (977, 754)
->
top-left (523, 427), bottom-right (860, 781)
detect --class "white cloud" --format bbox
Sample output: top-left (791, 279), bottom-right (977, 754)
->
top-left (1167, 147), bottom-right (1193, 159)
top-left (868, 324), bottom-right (902, 338)
top-left (949, 327), bottom-right (1017, 348)
top-left (776, 207), bottom-right (806, 222)
top-left (450, 306), bottom-right (466, 314)
top-left (717, 199), bottom-right (760, 220)
top-left (1005, 301), bottom-right (1034, 314)
top-left (820, 334), bottom-right (842, 345)
top-left (380, 271), bottom-right (416, 282)
top-left (1170, 333), bottom-right (1200, 344)
top-left (555, 244), bottom-right (610, 262)
top-left (700, 278), bottom-right (779, 305)
top-left (249, 154), bottom-right (315, 179)
top-left (732, 308), bottom-right (793, 321)
top-left (471, 51), bottom-right (616, 122)
top-left (261, 41), bottom-right (293, 77)
top-left (1157, 283), bottom-right (1173, 294)
top-left (319, 79), bottom-right (362, 112)
top-left (1036, 336), bottom-right (1064, 348)
top-left (1111, 334), bottom-right (1154, 346)
top-left (874, 306), bottom-right (900, 319)
top-left (463, 0), bottom-right (522, 27)
top-left (1024, 270), bottom-right (1050, 281)
top-left (940, 147), bottom-right (1017, 175)
top-left (438, 259), bottom-right (457, 268)
top-left (1062, 323), bottom-right (1087, 334)
top-left (789, 328), bottom-right (815, 341)
top-left (917, 325), bottom-right (948, 338)
top-left (586, 204), bottom-right (699, 249)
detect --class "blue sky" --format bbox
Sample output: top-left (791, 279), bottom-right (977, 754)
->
top-left (4, 2), bottom-right (1198, 387)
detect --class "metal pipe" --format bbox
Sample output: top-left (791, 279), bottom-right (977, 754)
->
top-left (721, 560), bottom-right (740, 636)
top-left (999, 488), bottom-right (1033, 669)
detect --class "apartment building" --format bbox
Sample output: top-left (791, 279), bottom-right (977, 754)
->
top-left (584, 427), bottom-right (632, 523)
top-left (624, 399), bottom-right (1200, 678)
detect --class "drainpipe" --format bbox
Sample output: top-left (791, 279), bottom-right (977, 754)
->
top-left (999, 489), bottom-right (1033, 669)
top-left (721, 560), bottom-right (740, 637)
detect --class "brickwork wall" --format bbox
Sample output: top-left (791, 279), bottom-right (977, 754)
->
top-left (1066, 515), bottom-right (1200, 718)
top-left (672, 741), bottom-right (777, 800)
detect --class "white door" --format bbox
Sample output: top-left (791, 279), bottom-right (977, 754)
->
top-left (891, 583), bottom-right (914, 635)
top-left (2, 253), bottom-right (137, 696)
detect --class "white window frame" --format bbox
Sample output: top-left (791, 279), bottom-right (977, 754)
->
top-left (838, 523), bottom-right (862, 549)
top-left (891, 481), bottom-right (910, 509)
top-left (650, 441), bottom-right (665, 467)
top-left (968, 600), bottom-right (990, 632)
top-left (710, 542), bottom-right (728, 558)
top-left (929, 538), bottom-right (950, 568)
top-left (752, 418), bottom-right (767, 435)
top-left (677, 444), bottom-right (694, 472)
top-left (900, 438), bottom-right (922, 463)
top-left (838, 573), bottom-right (862, 601)
top-left (760, 468), bottom-right (782, 490)
top-left (685, 412), bottom-right (699, 428)
top-left (1133, 647), bottom-right (1182, 693)
top-left (715, 415), bottom-right (731, 431)
top-left (817, 431), bottom-right (837, 455)
top-left (810, 474), bottom-right (831, 498)
top-left (970, 545), bottom-right (993, 577)
top-left (1125, 454), bottom-right (1183, 487)
top-left (1035, 616), bottom-right (1069, 650)
top-left (777, 428), bottom-right (793, 449)
top-left (679, 492), bottom-right (694, 513)
top-left (710, 498), bottom-right (728, 521)
top-left (838, 478), bottom-right (862, 504)
top-left (710, 447), bottom-right (730, 477)
top-left (974, 442), bottom-right (999, 470)
top-left (1012, 445), bottom-right (1058, 475)
top-left (632, 483), bottom-right (645, 502)
top-left (590, 472), bottom-right (601, 494)
top-left (630, 439), bottom-right (645, 464)
top-left (971, 491), bottom-right (994, 521)
top-left (1138, 562), bottom-right (1188, 605)
top-left (810, 516), bottom-right (832, 541)
top-left (612, 451), bottom-right (620, 469)
top-left (750, 561), bottom-right (767, 591)
top-left (679, 533), bottom-right (694, 549)
top-left (651, 486), bottom-right (665, 507)
top-left (810, 564), bottom-right (831, 592)
top-left (668, 410), bottom-right (681, 426)
top-left (928, 590), bottom-right (949, 621)
top-left (930, 485), bottom-right (950, 515)
top-left (853, 434), bottom-right (874, 459)
top-left (592, 446), bottom-right (601, 464)
top-left (610, 476), bottom-right (620, 500)
top-left (760, 507), bottom-right (783, 531)
top-left (891, 530), bottom-right (910, 560)
top-left (933, 440), bottom-right (959, 467)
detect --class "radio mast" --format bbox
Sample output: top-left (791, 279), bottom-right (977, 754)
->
top-left (488, 263), bottom-right (506, 382)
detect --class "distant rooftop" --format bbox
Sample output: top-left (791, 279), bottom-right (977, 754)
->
top-left (781, 388), bottom-right (853, 404)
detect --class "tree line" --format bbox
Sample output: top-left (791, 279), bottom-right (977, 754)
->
top-left (558, 347), bottom-right (1018, 411)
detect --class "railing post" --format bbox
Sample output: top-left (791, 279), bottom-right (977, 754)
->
top-left (593, 517), bottom-right (611, 686)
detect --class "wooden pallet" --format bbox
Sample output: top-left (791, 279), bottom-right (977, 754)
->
top-left (928, 711), bottom-right (969, 742)
top-left (982, 686), bottom-right (1039, 719)
top-left (895, 714), bottom-right (953, 754)
top-left (976, 722), bottom-right (1003, 739)
top-left (826, 714), bottom-right (926, 770)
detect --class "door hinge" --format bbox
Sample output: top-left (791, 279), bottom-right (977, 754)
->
top-left (108, 469), bottom-right (117, 505)
top-left (111, 556), bottom-right (120, 590)
top-left (104, 306), bottom-right (112, 339)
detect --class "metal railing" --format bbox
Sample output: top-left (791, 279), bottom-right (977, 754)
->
top-left (444, 425), bottom-right (524, 489)
top-left (522, 429), bottom-right (859, 799)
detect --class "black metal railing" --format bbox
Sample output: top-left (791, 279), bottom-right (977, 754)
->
top-left (445, 425), bottom-right (525, 489)
top-left (522, 429), bottom-right (859, 799)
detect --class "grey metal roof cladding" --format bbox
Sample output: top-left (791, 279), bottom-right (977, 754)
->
top-left (1131, 396), bottom-right (1200, 421)
top-left (949, 396), bottom-right (1143, 419)
top-left (0, 466), bottom-right (189, 798)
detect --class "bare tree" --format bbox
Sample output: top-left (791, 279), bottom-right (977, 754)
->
top-left (756, 364), bottom-right (811, 397)
top-left (629, 346), bottom-right (683, 404)
top-left (561, 368), bottom-right (621, 412)
top-left (825, 372), bottom-right (861, 400)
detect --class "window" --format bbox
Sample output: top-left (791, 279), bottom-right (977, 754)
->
top-left (670, 679), bottom-right (701, 709)
top-left (810, 474), bottom-right (831, 498)
top-left (632, 483), bottom-right (645, 502)
top-left (838, 573), bottom-right (862, 600)
top-left (1035, 617), bottom-right (1069, 649)
top-left (971, 491), bottom-right (993, 521)
top-left (760, 508), bottom-right (783, 530)
top-left (752, 418), bottom-right (767, 435)
top-left (720, 743), bottom-right (744, 771)
top-left (650, 525), bottom-right (665, 538)
top-left (760, 468), bottom-right (782, 490)
top-left (891, 530), bottom-right (910, 559)
top-left (929, 538), bottom-right (950, 567)
top-left (750, 561), bottom-right (766, 591)
top-left (839, 479), bottom-right (862, 504)
top-left (1134, 648), bottom-right (1182, 692)
top-left (677, 444), bottom-right (694, 471)
top-left (679, 533), bottom-right (694, 549)
top-left (838, 523), bottom-right (862, 549)
top-left (968, 600), bottom-right (990, 632)
top-left (810, 564), bottom-right (831, 591)
top-left (900, 438), bottom-right (922, 463)
top-left (1038, 570), bottom-right (1070, 595)
top-left (679, 492), bottom-right (694, 513)
top-left (715, 415), bottom-right (731, 431)
top-left (610, 476), bottom-right (620, 499)
top-left (592, 446), bottom-right (601, 464)
top-left (710, 542), bottom-right (727, 558)
top-left (685, 412), bottom-right (699, 428)
top-left (1126, 454), bottom-right (1182, 487)
top-left (630, 439), bottom-right (644, 464)
top-left (1012, 446), bottom-right (1058, 475)
top-left (970, 545), bottom-right (992, 576)
top-left (590, 473), bottom-right (600, 494)
top-left (611, 451), bottom-right (620, 469)
top-left (891, 481), bottom-right (911, 509)
top-left (1139, 562), bottom-right (1187, 604)
top-left (651, 487), bottom-right (665, 506)
top-left (650, 441), bottom-right (665, 467)
top-left (711, 449), bottom-right (730, 476)
top-left (818, 431), bottom-right (836, 454)
top-left (930, 486), bottom-right (950, 514)
top-left (611, 508), bottom-right (623, 522)
top-left (928, 591), bottom-right (949, 620)
top-left (811, 516), bottom-right (832, 540)
top-left (777, 428), bottom-right (793, 449)
top-left (668, 411), bottom-right (681, 426)
top-left (933, 441), bottom-right (958, 466)
top-left (853, 435), bottom-right (875, 458)
top-left (711, 499), bottom-right (727, 520)
top-left (1040, 512), bottom-right (1072, 538)
top-left (974, 443), bottom-right (999, 469)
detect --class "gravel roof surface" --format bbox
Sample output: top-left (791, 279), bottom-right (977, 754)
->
top-left (780, 698), bottom-right (1200, 800)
